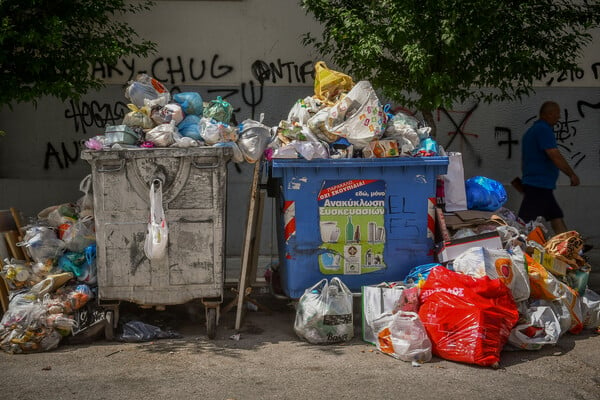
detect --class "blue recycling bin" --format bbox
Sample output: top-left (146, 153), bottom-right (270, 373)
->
top-left (269, 156), bottom-right (449, 298)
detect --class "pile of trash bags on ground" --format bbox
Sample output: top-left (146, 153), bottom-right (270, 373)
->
top-left (83, 62), bottom-right (444, 163)
top-left (293, 204), bottom-right (600, 368)
top-left (0, 180), bottom-right (101, 353)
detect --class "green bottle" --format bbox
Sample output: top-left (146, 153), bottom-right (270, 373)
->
top-left (345, 215), bottom-right (354, 243)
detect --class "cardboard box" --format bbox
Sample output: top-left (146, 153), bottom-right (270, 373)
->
top-left (436, 231), bottom-right (503, 263)
top-left (531, 247), bottom-right (569, 277)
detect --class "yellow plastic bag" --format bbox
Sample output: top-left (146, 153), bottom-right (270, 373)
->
top-left (313, 61), bottom-right (354, 106)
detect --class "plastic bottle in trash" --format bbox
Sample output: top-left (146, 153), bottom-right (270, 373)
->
top-left (345, 216), bottom-right (354, 243)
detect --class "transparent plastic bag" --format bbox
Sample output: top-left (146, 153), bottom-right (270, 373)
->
top-left (238, 115), bottom-right (272, 163)
top-left (508, 305), bottom-right (561, 350)
top-left (200, 117), bottom-right (238, 145)
top-left (62, 216), bottom-right (95, 253)
top-left (294, 277), bottom-right (354, 344)
top-left (203, 96), bottom-right (233, 123)
top-left (150, 103), bottom-right (184, 125)
top-left (146, 120), bottom-right (178, 147)
top-left (375, 311), bottom-right (432, 363)
top-left (122, 103), bottom-right (154, 129)
top-left (19, 226), bottom-right (66, 263)
top-left (125, 74), bottom-right (170, 108)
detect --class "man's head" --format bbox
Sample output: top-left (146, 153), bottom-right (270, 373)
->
top-left (539, 101), bottom-right (561, 126)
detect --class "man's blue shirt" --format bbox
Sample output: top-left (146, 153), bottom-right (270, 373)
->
top-left (521, 119), bottom-right (559, 189)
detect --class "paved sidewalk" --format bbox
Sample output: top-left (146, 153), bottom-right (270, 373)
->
top-left (1, 249), bottom-right (599, 400)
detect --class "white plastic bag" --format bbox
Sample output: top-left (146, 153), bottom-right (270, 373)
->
top-left (143, 179), bottom-right (168, 260)
top-left (294, 277), bottom-right (354, 344)
top-left (508, 305), bottom-right (561, 350)
top-left (452, 246), bottom-right (530, 302)
top-left (581, 288), bottom-right (600, 329)
top-left (146, 121), bottom-right (178, 147)
top-left (374, 311), bottom-right (432, 363)
top-left (323, 81), bottom-right (386, 148)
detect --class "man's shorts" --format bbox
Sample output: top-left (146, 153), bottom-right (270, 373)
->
top-left (518, 184), bottom-right (564, 223)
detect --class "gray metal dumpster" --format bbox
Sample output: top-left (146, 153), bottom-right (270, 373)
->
top-left (81, 147), bottom-right (231, 338)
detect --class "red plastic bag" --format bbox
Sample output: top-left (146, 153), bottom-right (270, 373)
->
top-left (418, 267), bottom-right (519, 367)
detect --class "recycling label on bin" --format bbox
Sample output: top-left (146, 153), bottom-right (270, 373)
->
top-left (317, 179), bottom-right (386, 275)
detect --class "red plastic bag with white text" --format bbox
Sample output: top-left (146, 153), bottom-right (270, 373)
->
top-left (418, 267), bottom-right (519, 367)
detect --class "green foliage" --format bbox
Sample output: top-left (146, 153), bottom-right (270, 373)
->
top-left (301, 0), bottom-right (600, 116)
top-left (0, 0), bottom-right (156, 108)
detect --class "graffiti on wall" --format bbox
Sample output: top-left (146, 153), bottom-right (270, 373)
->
top-left (44, 54), bottom-right (600, 171)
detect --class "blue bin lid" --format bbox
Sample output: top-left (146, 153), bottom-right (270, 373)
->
top-left (270, 156), bottom-right (449, 177)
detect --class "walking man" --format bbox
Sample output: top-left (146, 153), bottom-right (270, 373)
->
top-left (518, 101), bottom-right (580, 234)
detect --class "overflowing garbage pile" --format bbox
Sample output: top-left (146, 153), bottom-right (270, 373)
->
top-left (82, 62), bottom-right (444, 161)
top-left (0, 185), bottom-right (100, 354)
top-left (294, 196), bottom-right (600, 367)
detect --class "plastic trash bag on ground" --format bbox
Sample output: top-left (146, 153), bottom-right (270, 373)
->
top-left (507, 305), bottom-right (561, 350)
top-left (361, 282), bottom-right (408, 345)
top-left (452, 246), bottom-right (530, 302)
top-left (294, 277), bottom-right (354, 344)
top-left (418, 266), bottom-right (519, 367)
top-left (374, 311), bottom-right (432, 363)
top-left (581, 289), bottom-right (600, 329)
top-left (0, 294), bottom-right (61, 354)
top-left (119, 320), bottom-right (182, 342)
top-left (526, 254), bottom-right (584, 334)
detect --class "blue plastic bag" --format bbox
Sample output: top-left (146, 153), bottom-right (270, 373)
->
top-left (465, 176), bottom-right (507, 211)
top-left (173, 92), bottom-right (203, 116)
top-left (404, 263), bottom-right (444, 284)
top-left (178, 115), bottom-right (202, 140)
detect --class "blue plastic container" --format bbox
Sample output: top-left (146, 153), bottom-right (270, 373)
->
top-left (270, 156), bottom-right (449, 298)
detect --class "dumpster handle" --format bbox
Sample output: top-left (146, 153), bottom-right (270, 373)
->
top-left (192, 159), bottom-right (220, 169)
top-left (97, 159), bottom-right (125, 173)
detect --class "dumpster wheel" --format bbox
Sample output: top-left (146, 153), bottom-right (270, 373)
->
top-left (202, 299), bottom-right (220, 339)
top-left (206, 307), bottom-right (217, 339)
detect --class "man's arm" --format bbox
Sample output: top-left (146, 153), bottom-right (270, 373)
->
top-left (546, 148), bottom-right (580, 186)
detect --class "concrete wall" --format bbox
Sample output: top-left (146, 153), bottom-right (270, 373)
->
top-left (1, 1), bottom-right (599, 272)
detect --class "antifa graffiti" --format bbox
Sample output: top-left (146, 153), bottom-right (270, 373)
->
top-left (251, 59), bottom-right (314, 84)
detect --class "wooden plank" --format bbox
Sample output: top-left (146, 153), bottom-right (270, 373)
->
top-left (235, 162), bottom-right (263, 330)
top-left (10, 208), bottom-right (31, 262)
top-left (4, 231), bottom-right (25, 260)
